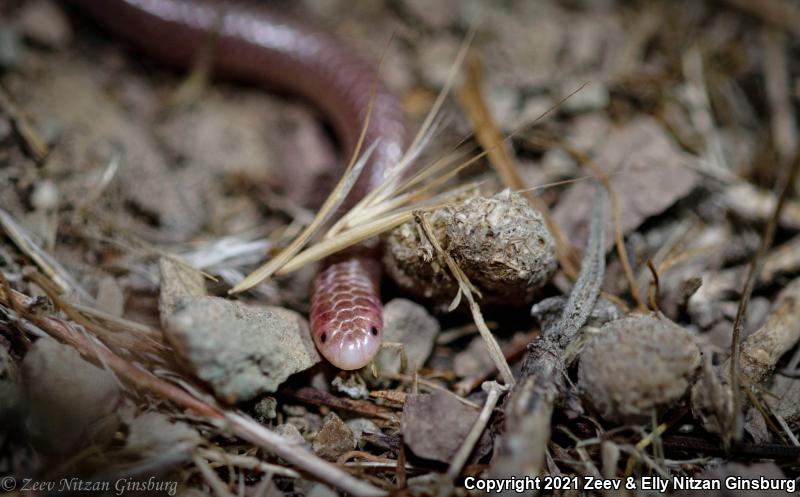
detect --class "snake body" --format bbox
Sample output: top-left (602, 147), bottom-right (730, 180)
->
top-left (69, 0), bottom-right (409, 369)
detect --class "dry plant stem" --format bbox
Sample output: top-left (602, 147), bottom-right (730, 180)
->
top-left (729, 150), bottom-right (800, 440)
top-left (0, 86), bottom-right (49, 162)
top-left (457, 56), bottom-right (579, 278)
top-left (489, 186), bottom-right (607, 492)
top-left (414, 212), bottom-right (515, 386)
top-left (194, 452), bottom-right (237, 497)
top-left (0, 207), bottom-right (89, 299)
top-left (559, 143), bottom-right (646, 311)
top-left (0, 284), bottom-right (387, 497)
top-left (198, 448), bottom-right (301, 479)
top-left (0, 283), bottom-right (220, 417)
top-left (548, 186), bottom-right (607, 346)
top-left (284, 386), bottom-right (399, 422)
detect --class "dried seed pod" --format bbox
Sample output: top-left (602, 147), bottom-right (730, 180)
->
top-left (578, 313), bottom-right (701, 423)
top-left (384, 189), bottom-right (557, 306)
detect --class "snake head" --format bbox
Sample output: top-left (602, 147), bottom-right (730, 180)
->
top-left (313, 314), bottom-right (382, 370)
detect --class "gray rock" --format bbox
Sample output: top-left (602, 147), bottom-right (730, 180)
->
top-left (125, 411), bottom-right (201, 464)
top-left (165, 297), bottom-right (320, 402)
top-left (21, 338), bottom-right (120, 454)
top-left (158, 256), bottom-right (207, 326)
top-left (375, 299), bottom-right (439, 374)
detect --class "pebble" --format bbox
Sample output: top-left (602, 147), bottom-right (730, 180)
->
top-left (401, 390), bottom-right (490, 463)
top-left (578, 314), bottom-right (701, 423)
top-left (165, 296), bottom-right (320, 402)
top-left (361, 299), bottom-right (439, 376)
top-left (312, 413), bottom-right (356, 461)
top-left (158, 256), bottom-right (207, 326)
top-left (21, 338), bottom-right (120, 454)
top-left (125, 411), bottom-right (201, 462)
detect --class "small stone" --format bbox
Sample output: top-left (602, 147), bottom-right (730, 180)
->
top-left (363, 299), bottom-right (439, 376)
top-left (158, 256), bottom-right (207, 326)
top-left (254, 396), bottom-right (278, 423)
top-left (401, 391), bottom-right (489, 463)
top-left (332, 373), bottom-right (369, 400)
top-left (125, 412), bottom-right (201, 462)
top-left (345, 418), bottom-right (380, 444)
top-left (312, 413), bottom-right (356, 461)
top-left (385, 190), bottom-right (556, 306)
top-left (165, 296), bottom-right (320, 402)
top-left (274, 423), bottom-right (307, 448)
top-left (21, 338), bottom-right (120, 454)
top-left (578, 314), bottom-right (701, 423)
top-left (30, 179), bottom-right (58, 211)
top-left (17, 0), bottom-right (72, 49)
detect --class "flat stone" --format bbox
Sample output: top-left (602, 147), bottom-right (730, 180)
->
top-left (165, 296), bottom-right (320, 403)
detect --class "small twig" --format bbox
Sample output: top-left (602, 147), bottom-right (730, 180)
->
top-left (194, 452), bottom-right (237, 497)
top-left (0, 207), bottom-right (91, 300)
top-left (489, 185), bottom-right (608, 493)
top-left (547, 186), bottom-right (608, 346)
top-left (197, 448), bottom-right (301, 479)
top-left (283, 387), bottom-right (399, 422)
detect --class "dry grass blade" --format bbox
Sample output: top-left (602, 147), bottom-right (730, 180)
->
top-left (0, 207), bottom-right (91, 301)
top-left (329, 27), bottom-right (476, 236)
top-left (230, 140), bottom-right (378, 294)
top-left (414, 212), bottom-right (515, 386)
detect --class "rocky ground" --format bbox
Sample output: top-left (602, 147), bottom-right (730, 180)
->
top-left (1, 0), bottom-right (800, 496)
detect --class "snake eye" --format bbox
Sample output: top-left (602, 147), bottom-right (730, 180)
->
top-left (370, 326), bottom-right (378, 336)
top-left (320, 332), bottom-right (327, 343)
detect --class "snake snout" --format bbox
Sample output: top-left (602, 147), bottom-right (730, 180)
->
top-left (318, 321), bottom-right (382, 370)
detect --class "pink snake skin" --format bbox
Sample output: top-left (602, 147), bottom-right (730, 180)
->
top-left (68, 0), bottom-right (409, 369)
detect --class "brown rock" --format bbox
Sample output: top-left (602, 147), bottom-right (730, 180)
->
top-left (312, 413), bottom-right (356, 461)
